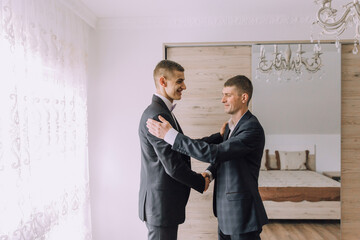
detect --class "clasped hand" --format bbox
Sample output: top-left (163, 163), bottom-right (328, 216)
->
top-left (202, 172), bottom-right (210, 192)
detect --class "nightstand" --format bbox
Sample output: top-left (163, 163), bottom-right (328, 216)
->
top-left (323, 171), bottom-right (341, 182)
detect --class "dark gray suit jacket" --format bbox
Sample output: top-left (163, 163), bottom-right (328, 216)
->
top-left (138, 95), bottom-right (205, 227)
top-left (172, 111), bottom-right (268, 234)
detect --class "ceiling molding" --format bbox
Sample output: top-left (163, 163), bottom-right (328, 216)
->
top-left (97, 15), bottom-right (314, 30)
top-left (59, 0), bottom-right (98, 28)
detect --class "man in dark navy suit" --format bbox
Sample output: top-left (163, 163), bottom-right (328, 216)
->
top-left (138, 60), bottom-right (210, 240)
top-left (147, 75), bottom-right (268, 240)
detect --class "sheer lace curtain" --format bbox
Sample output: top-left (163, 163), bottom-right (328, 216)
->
top-left (0, 0), bottom-right (92, 239)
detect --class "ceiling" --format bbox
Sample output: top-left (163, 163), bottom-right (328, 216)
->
top-left (80, 0), bottom-right (323, 19)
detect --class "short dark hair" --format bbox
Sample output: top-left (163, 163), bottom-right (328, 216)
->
top-left (153, 60), bottom-right (184, 87)
top-left (224, 75), bottom-right (253, 106)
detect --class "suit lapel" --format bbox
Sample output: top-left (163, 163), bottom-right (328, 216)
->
top-left (223, 126), bottom-right (230, 141)
top-left (152, 94), bottom-right (181, 132)
top-left (229, 111), bottom-right (252, 138)
top-left (173, 115), bottom-right (183, 133)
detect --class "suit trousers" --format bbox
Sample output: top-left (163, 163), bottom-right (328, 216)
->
top-left (218, 227), bottom-right (262, 240)
top-left (146, 222), bottom-right (178, 240)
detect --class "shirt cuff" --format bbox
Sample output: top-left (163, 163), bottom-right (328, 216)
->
top-left (205, 170), bottom-right (214, 182)
top-left (164, 128), bottom-right (178, 146)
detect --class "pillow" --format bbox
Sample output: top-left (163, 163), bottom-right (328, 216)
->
top-left (267, 151), bottom-right (280, 170)
top-left (260, 149), bottom-right (269, 171)
top-left (275, 150), bottom-right (308, 170)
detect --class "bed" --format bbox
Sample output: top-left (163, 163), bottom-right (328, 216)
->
top-left (258, 149), bottom-right (341, 219)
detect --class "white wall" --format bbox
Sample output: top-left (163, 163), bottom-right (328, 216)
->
top-left (264, 134), bottom-right (341, 172)
top-left (251, 44), bottom-right (341, 173)
top-left (88, 14), bottom-right (349, 240)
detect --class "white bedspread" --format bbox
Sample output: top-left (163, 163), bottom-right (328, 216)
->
top-left (259, 170), bottom-right (341, 188)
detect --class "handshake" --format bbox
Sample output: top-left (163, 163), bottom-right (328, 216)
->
top-left (201, 172), bottom-right (211, 192)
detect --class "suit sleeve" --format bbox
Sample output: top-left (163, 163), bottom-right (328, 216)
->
top-left (146, 114), bottom-right (205, 193)
top-left (172, 122), bottom-right (263, 165)
top-left (197, 133), bottom-right (223, 178)
top-left (198, 132), bottom-right (223, 144)
top-left (206, 162), bottom-right (220, 179)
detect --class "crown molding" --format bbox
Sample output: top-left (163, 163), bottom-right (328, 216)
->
top-left (59, 0), bottom-right (98, 28)
top-left (97, 15), bottom-right (314, 30)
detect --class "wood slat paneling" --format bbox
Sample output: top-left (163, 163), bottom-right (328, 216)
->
top-left (167, 46), bottom-right (252, 138)
top-left (167, 46), bottom-right (252, 240)
top-left (341, 44), bottom-right (360, 239)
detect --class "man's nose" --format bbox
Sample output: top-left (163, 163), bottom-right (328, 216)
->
top-left (182, 82), bottom-right (187, 90)
top-left (221, 96), bottom-right (226, 103)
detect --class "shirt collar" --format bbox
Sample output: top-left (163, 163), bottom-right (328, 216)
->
top-left (155, 93), bottom-right (175, 112)
top-left (228, 110), bottom-right (249, 132)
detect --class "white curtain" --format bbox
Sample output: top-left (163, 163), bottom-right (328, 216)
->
top-left (0, 0), bottom-right (92, 239)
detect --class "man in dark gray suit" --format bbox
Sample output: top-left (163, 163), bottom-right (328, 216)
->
top-left (147, 75), bottom-right (268, 240)
top-left (138, 60), bottom-right (210, 240)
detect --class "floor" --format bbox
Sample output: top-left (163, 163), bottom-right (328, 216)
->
top-left (261, 220), bottom-right (340, 240)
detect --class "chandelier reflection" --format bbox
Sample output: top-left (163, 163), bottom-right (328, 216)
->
top-left (256, 44), bottom-right (323, 82)
top-left (313, 0), bottom-right (360, 54)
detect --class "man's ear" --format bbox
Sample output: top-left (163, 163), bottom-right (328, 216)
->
top-left (242, 93), bottom-right (249, 104)
top-left (159, 76), bottom-right (167, 87)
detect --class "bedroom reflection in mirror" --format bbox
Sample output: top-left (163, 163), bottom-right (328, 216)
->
top-left (252, 43), bottom-right (341, 221)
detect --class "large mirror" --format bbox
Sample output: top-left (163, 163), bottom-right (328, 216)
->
top-left (252, 43), bottom-right (341, 173)
top-left (251, 43), bottom-right (341, 223)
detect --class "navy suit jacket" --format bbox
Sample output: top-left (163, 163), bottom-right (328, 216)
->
top-left (172, 111), bottom-right (268, 234)
top-left (138, 95), bottom-right (205, 227)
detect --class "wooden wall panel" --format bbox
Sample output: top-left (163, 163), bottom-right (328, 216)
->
top-left (167, 46), bottom-right (252, 240)
top-left (167, 46), bottom-right (252, 138)
top-left (341, 44), bottom-right (360, 240)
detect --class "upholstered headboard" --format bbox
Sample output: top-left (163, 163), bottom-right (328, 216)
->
top-left (265, 149), bottom-right (316, 171)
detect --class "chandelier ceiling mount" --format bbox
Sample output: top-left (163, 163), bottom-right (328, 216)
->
top-left (314, 0), bottom-right (360, 54)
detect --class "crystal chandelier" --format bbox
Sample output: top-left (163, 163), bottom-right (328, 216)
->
top-left (257, 44), bottom-right (322, 75)
top-left (313, 0), bottom-right (360, 54)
